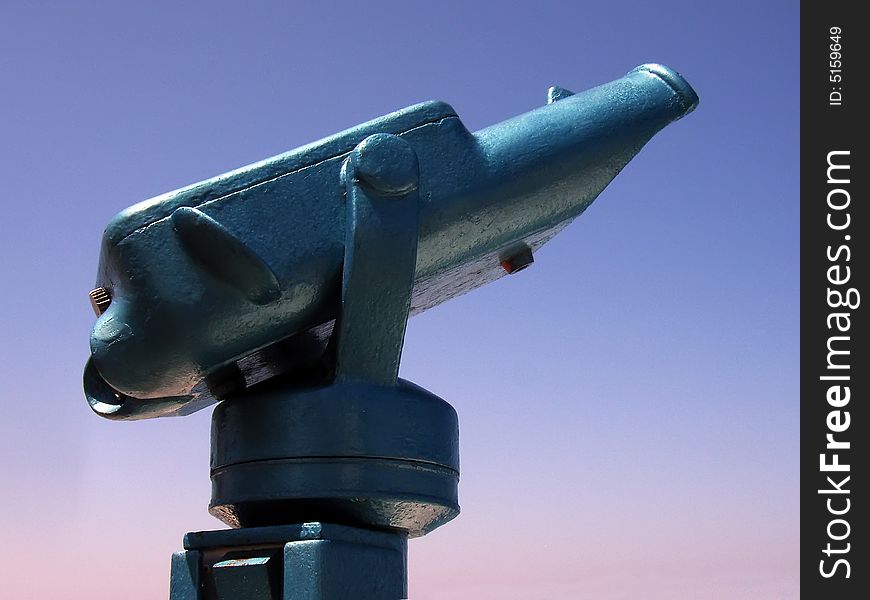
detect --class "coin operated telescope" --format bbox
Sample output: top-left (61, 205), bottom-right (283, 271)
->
top-left (84, 64), bottom-right (698, 599)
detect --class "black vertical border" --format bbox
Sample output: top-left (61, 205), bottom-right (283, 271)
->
top-left (801, 2), bottom-right (867, 597)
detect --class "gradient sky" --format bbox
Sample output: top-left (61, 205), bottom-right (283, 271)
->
top-left (0, 1), bottom-right (798, 598)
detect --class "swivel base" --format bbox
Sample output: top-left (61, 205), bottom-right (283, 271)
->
top-left (170, 522), bottom-right (407, 600)
top-left (210, 379), bottom-right (460, 537)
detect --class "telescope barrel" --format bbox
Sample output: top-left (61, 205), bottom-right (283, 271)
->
top-left (85, 64), bottom-right (697, 419)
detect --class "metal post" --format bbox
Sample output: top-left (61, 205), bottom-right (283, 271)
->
top-left (170, 524), bottom-right (407, 600)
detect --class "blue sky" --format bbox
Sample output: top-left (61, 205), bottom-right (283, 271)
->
top-left (0, 2), bottom-right (798, 597)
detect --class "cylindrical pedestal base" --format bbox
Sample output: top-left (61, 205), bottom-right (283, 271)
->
top-left (210, 379), bottom-right (460, 537)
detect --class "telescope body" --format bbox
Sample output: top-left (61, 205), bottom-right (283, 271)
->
top-left (86, 64), bottom-right (700, 594)
top-left (85, 64), bottom-right (698, 420)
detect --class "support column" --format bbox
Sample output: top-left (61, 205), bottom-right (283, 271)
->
top-left (169, 523), bottom-right (407, 600)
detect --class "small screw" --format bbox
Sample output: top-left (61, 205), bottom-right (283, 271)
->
top-left (500, 246), bottom-right (534, 274)
top-left (88, 287), bottom-right (112, 316)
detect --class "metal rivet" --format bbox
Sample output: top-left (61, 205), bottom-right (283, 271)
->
top-left (353, 134), bottom-right (419, 196)
top-left (88, 287), bottom-right (112, 316)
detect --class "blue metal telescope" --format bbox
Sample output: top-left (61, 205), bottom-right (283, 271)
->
top-left (83, 64), bottom-right (698, 599)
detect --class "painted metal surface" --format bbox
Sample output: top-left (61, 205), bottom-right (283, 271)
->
top-left (210, 378), bottom-right (459, 536)
top-left (84, 64), bottom-right (699, 420)
top-left (209, 139), bottom-right (458, 536)
top-left (334, 133), bottom-right (420, 387)
top-left (85, 63), bottom-right (698, 599)
top-left (170, 523), bottom-right (407, 600)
